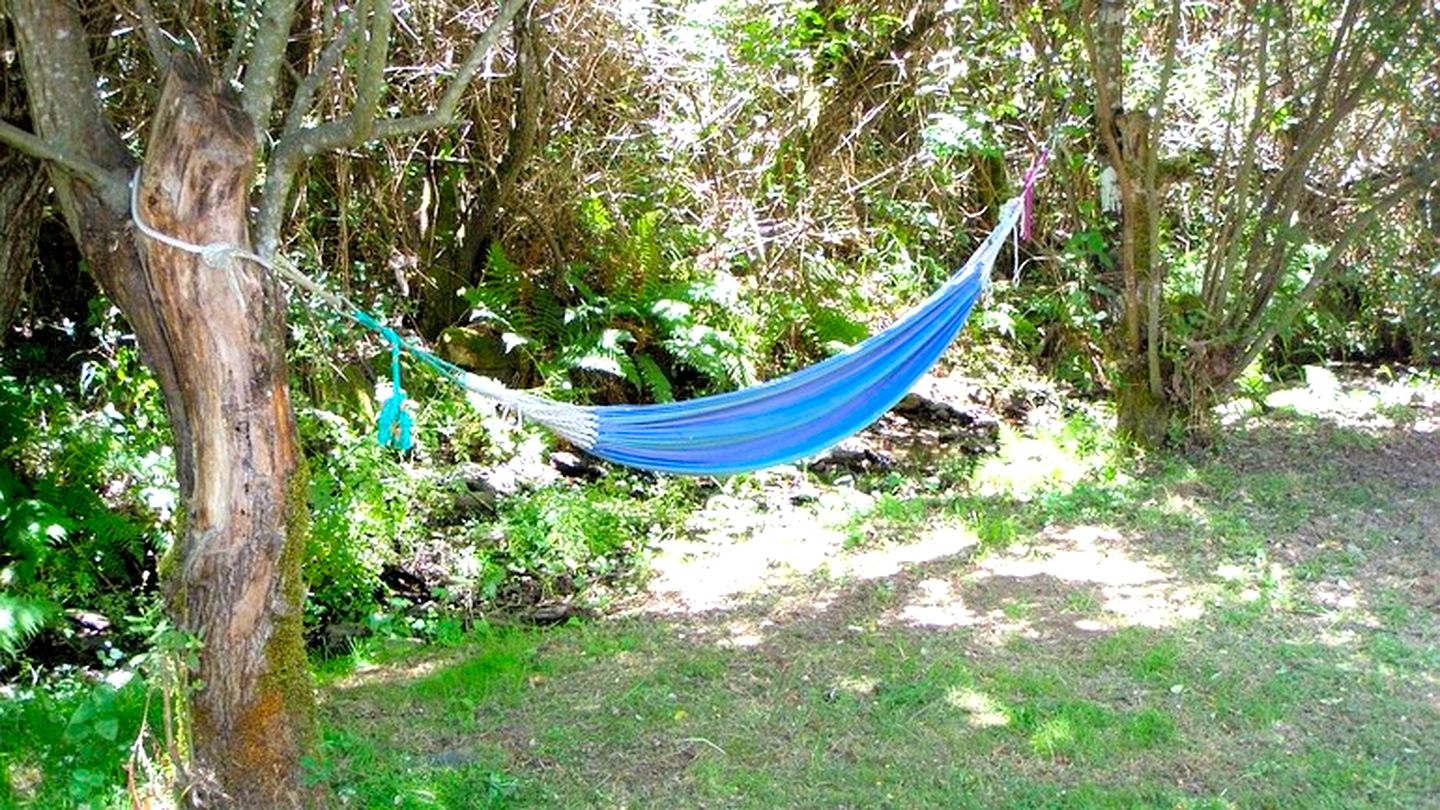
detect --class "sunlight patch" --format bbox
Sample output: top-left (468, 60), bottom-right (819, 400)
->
top-left (975, 526), bottom-right (1161, 587)
top-left (973, 525), bottom-right (1203, 628)
top-left (832, 674), bottom-right (879, 697)
top-left (973, 434), bottom-right (1092, 498)
top-left (715, 618), bottom-right (768, 649)
top-left (946, 686), bottom-right (1010, 728)
top-left (332, 656), bottom-right (447, 690)
top-left (897, 578), bottom-right (981, 628)
top-left (845, 524), bottom-right (978, 580)
top-left (645, 508), bottom-right (976, 614)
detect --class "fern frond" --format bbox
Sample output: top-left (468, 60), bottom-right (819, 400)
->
top-left (0, 594), bottom-right (53, 656)
top-left (635, 354), bottom-right (674, 402)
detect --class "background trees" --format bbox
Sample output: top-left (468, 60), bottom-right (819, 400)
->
top-left (1083, 0), bottom-right (1439, 442)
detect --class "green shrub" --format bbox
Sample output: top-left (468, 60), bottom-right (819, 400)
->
top-left (464, 476), bottom-right (698, 604)
top-left (0, 362), bottom-right (172, 668)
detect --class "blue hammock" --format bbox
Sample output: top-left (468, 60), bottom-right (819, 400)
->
top-left (457, 196), bottom-right (1024, 476)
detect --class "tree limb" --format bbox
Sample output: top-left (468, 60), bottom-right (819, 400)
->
top-left (279, 5), bottom-right (366, 141)
top-left (349, 0), bottom-right (393, 143)
top-left (1231, 162), bottom-right (1433, 380)
top-left (131, 0), bottom-right (174, 73)
top-left (254, 0), bottom-right (528, 255)
top-left (240, 0), bottom-right (299, 128)
top-left (222, 0), bottom-right (260, 83)
top-left (1143, 0), bottom-right (1182, 399)
top-left (0, 119), bottom-right (128, 196)
top-left (1206, 2), bottom-right (1270, 317)
top-left (1084, 0), bottom-right (1142, 354)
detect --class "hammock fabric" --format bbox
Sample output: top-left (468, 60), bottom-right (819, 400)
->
top-left (129, 151), bottom-right (1043, 477)
top-left (460, 196), bottom-right (1024, 476)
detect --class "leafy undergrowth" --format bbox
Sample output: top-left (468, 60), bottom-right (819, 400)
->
top-left (312, 371), bottom-right (1440, 809)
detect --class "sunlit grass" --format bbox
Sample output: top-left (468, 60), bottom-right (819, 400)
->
top-left (306, 387), bottom-right (1440, 808)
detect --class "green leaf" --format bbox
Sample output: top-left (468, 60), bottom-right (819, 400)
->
top-left (0, 594), bottom-right (53, 655)
top-left (94, 716), bottom-right (120, 743)
top-left (635, 354), bottom-right (675, 403)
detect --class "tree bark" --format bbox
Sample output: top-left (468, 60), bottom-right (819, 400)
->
top-left (7, 3), bottom-right (314, 803)
top-left (0, 157), bottom-right (44, 342)
top-left (1089, 0), bottom-right (1170, 444)
top-left (139, 57), bottom-right (315, 808)
top-left (0, 17), bottom-right (44, 342)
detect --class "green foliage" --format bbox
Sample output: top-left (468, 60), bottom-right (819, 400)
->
top-left (464, 477), bottom-right (696, 604)
top-left (463, 206), bottom-right (754, 403)
top-left (297, 402), bottom-right (434, 635)
top-left (0, 673), bottom-right (155, 806)
top-left (0, 358), bottom-right (173, 666)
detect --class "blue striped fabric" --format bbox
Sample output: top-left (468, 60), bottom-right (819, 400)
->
top-left (576, 198), bottom-right (1023, 475)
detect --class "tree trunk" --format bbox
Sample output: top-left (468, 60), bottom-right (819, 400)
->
top-left (0, 132), bottom-right (43, 347)
top-left (422, 1), bottom-right (540, 338)
top-left (139, 57), bottom-right (315, 807)
top-left (1090, 0), bottom-right (1172, 444)
top-left (8, 3), bottom-right (315, 803)
top-left (0, 17), bottom-right (45, 342)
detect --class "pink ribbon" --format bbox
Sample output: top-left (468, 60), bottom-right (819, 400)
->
top-left (1019, 145), bottom-right (1051, 241)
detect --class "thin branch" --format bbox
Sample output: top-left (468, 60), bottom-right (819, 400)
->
top-left (222, 0), bottom-right (260, 83)
top-left (280, 6), bottom-right (366, 141)
top-left (1208, 6), bottom-right (1271, 317)
top-left (0, 119), bottom-right (128, 196)
top-left (289, 0), bottom-right (525, 156)
top-left (240, 0), bottom-right (300, 129)
top-left (1143, 0), bottom-right (1183, 399)
top-left (1235, 2), bottom-right (1416, 328)
top-left (1231, 162), bottom-right (1433, 380)
top-left (349, 0), bottom-right (393, 143)
top-left (254, 0), bottom-right (528, 255)
top-left (131, 0), bottom-right (174, 72)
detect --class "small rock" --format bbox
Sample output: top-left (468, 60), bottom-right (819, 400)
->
top-left (810, 442), bottom-right (895, 475)
top-left (550, 450), bottom-right (605, 481)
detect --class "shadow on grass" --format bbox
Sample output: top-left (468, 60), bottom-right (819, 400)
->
top-left (318, 386), bottom-right (1440, 809)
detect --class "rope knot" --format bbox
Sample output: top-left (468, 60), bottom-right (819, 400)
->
top-left (199, 243), bottom-right (240, 274)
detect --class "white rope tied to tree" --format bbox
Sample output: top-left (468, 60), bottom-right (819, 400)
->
top-left (126, 167), bottom-right (600, 449)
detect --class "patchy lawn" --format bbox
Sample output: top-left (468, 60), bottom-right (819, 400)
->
top-left (317, 371), bottom-right (1440, 809)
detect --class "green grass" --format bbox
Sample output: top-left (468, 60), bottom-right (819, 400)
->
top-left (307, 398), bottom-right (1439, 808)
top-left (6, 378), bottom-right (1439, 808)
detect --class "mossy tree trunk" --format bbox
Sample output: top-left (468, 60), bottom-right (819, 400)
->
top-left (8, 3), bottom-right (314, 803)
top-left (138, 59), bottom-right (315, 806)
top-left (1087, 0), bottom-right (1181, 445)
top-left (6, 0), bottom-right (528, 803)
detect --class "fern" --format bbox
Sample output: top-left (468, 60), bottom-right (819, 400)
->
top-left (634, 354), bottom-right (674, 402)
top-left (460, 206), bottom-right (763, 404)
top-left (629, 209), bottom-right (666, 287)
top-left (0, 594), bottom-right (52, 656)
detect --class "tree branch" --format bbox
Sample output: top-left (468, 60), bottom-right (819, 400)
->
top-left (1231, 162), bottom-right (1433, 380)
top-left (287, 0), bottom-right (525, 157)
top-left (131, 0), bottom-right (174, 73)
top-left (0, 119), bottom-right (128, 206)
top-left (280, 6), bottom-right (366, 140)
top-left (240, 0), bottom-right (299, 129)
top-left (349, 0), bottom-right (393, 143)
top-left (222, 0), bottom-right (260, 83)
top-left (1142, 0), bottom-right (1182, 400)
top-left (253, 0), bottom-right (528, 255)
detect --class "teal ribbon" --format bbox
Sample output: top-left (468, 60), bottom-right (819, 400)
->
top-left (354, 312), bottom-right (414, 451)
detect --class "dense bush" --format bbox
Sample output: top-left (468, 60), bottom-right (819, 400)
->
top-left (0, 346), bottom-right (173, 672)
